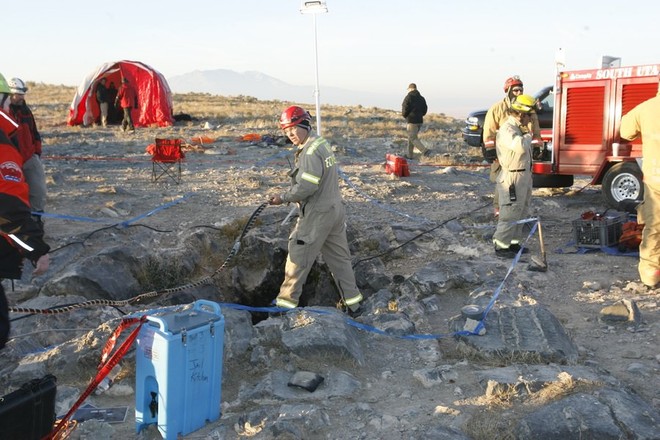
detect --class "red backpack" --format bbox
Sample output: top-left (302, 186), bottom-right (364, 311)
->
top-left (619, 221), bottom-right (644, 250)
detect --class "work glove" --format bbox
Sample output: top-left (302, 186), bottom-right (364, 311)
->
top-left (482, 146), bottom-right (497, 163)
top-left (268, 194), bottom-right (284, 206)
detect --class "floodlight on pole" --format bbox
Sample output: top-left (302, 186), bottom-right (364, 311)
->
top-left (601, 55), bottom-right (621, 68)
top-left (300, 1), bottom-right (328, 136)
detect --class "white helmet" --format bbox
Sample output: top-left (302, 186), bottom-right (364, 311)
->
top-left (8, 77), bottom-right (28, 94)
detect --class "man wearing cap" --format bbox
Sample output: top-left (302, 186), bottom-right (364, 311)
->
top-left (7, 77), bottom-right (47, 225)
top-left (492, 94), bottom-right (537, 258)
top-left (401, 83), bottom-right (432, 159)
top-left (267, 105), bottom-right (363, 314)
top-left (483, 76), bottom-right (542, 217)
top-left (620, 76), bottom-right (660, 288)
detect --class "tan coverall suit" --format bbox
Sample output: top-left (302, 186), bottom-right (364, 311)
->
top-left (493, 116), bottom-right (533, 250)
top-left (483, 97), bottom-right (541, 208)
top-left (275, 135), bottom-right (363, 308)
top-left (620, 88), bottom-right (660, 287)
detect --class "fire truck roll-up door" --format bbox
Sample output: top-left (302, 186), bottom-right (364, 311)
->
top-left (559, 80), bottom-right (609, 177)
top-left (614, 80), bottom-right (657, 157)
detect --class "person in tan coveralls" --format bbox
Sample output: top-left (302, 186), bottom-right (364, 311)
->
top-left (268, 106), bottom-right (363, 312)
top-left (492, 94), bottom-right (537, 258)
top-left (483, 76), bottom-right (542, 217)
top-left (620, 76), bottom-right (660, 288)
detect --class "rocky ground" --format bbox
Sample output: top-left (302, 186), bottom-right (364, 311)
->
top-left (0, 91), bottom-right (658, 439)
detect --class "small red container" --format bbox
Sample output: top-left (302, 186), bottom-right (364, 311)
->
top-left (385, 154), bottom-right (410, 177)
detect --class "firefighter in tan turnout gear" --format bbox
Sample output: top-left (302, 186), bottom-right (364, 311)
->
top-left (483, 76), bottom-right (542, 217)
top-left (620, 76), bottom-right (660, 288)
top-left (492, 94), bottom-right (537, 258)
top-left (268, 106), bottom-right (363, 312)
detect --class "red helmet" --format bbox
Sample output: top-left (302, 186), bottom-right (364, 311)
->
top-left (279, 106), bottom-right (312, 129)
top-left (503, 76), bottom-right (523, 93)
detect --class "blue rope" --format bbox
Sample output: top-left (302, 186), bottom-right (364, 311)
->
top-left (116, 193), bottom-right (194, 228)
top-left (218, 302), bottom-right (471, 340)
top-left (31, 193), bottom-right (193, 227)
top-left (33, 212), bottom-right (117, 224)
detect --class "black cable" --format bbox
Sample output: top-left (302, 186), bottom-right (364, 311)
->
top-left (352, 201), bottom-right (492, 268)
top-left (48, 223), bottom-right (173, 254)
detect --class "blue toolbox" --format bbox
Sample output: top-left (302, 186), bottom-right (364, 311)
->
top-left (135, 300), bottom-right (224, 440)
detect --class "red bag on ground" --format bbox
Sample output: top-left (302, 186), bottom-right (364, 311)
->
top-left (385, 154), bottom-right (410, 177)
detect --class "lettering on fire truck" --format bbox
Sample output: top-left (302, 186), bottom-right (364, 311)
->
top-left (565, 64), bottom-right (659, 82)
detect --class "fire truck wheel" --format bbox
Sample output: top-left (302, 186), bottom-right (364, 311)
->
top-left (532, 173), bottom-right (574, 188)
top-left (602, 161), bottom-right (644, 212)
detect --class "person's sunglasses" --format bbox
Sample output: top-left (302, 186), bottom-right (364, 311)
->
top-left (511, 87), bottom-right (523, 93)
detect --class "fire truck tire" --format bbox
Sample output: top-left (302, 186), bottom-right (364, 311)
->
top-left (602, 162), bottom-right (644, 212)
top-left (532, 174), bottom-right (574, 188)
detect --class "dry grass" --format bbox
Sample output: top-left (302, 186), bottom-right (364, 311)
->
top-left (170, 92), bottom-right (460, 139)
top-left (26, 81), bottom-right (467, 156)
top-left (443, 340), bottom-right (545, 367)
top-left (463, 409), bottom-right (517, 440)
top-left (134, 256), bottom-right (190, 291)
top-left (27, 82), bottom-right (76, 129)
top-left (461, 370), bottom-right (600, 440)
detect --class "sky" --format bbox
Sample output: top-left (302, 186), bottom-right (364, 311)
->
top-left (7, 0), bottom-right (659, 117)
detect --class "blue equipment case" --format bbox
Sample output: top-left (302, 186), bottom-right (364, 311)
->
top-left (135, 300), bottom-right (224, 440)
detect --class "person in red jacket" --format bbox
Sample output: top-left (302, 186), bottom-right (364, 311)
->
top-left (115, 77), bottom-right (138, 132)
top-left (7, 77), bottom-right (47, 224)
top-left (0, 104), bottom-right (50, 349)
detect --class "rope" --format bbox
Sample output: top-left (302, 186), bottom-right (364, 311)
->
top-left (8, 203), bottom-right (268, 316)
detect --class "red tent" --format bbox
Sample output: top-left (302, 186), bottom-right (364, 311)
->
top-left (67, 60), bottom-right (174, 127)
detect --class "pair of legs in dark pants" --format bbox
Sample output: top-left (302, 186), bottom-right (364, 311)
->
top-left (0, 283), bottom-right (9, 349)
top-left (275, 203), bottom-right (362, 309)
top-left (406, 123), bottom-right (429, 157)
top-left (121, 107), bottom-right (134, 131)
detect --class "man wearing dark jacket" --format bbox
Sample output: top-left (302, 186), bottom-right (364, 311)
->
top-left (0, 106), bottom-right (50, 350)
top-left (401, 83), bottom-right (431, 159)
top-left (95, 77), bottom-right (109, 127)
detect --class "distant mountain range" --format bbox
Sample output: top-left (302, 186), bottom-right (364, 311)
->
top-left (167, 69), bottom-right (400, 111)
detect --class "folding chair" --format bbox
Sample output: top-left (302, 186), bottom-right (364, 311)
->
top-left (151, 138), bottom-right (185, 184)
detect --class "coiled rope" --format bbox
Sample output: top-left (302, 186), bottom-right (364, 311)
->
top-left (9, 203), bottom-right (268, 315)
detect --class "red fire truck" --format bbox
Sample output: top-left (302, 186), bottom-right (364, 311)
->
top-left (533, 63), bottom-right (659, 211)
